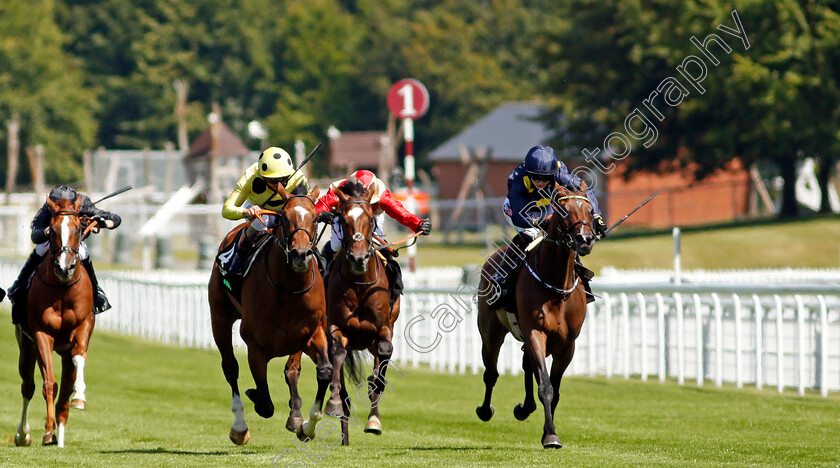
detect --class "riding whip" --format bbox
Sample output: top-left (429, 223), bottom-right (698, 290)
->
top-left (91, 185), bottom-right (133, 205)
top-left (606, 190), bottom-right (660, 233)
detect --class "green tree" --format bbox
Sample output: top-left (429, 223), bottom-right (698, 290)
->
top-left (0, 0), bottom-right (97, 184)
top-left (537, 0), bottom-right (840, 217)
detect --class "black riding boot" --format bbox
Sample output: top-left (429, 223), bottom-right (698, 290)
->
top-left (487, 233), bottom-right (532, 309)
top-left (9, 250), bottom-right (43, 325)
top-left (81, 258), bottom-right (111, 313)
top-left (0, 287), bottom-right (5, 303)
top-left (575, 255), bottom-right (596, 304)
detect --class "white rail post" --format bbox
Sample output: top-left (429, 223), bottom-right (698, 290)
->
top-left (774, 295), bottom-right (784, 393)
top-left (676, 292), bottom-right (685, 386)
top-left (693, 294), bottom-right (703, 386)
top-left (621, 293), bottom-right (630, 379)
top-left (713, 293), bottom-right (723, 387)
top-left (637, 293), bottom-right (648, 382)
top-left (753, 294), bottom-right (763, 391)
top-left (818, 295), bottom-right (828, 398)
top-left (795, 295), bottom-right (806, 396)
top-left (733, 294), bottom-right (743, 389)
top-left (605, 293), bottom-right (613, 378)
top-left (673, 227), bottom-right (681, 285)
top-left (656, 293), bottom-right (666, 382)
top-left (588, 302), bottom-right (596, 377)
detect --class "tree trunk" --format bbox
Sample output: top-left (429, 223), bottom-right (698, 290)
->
top-left (778, 157), bottom-right (798, 218)
top-left (5, 113), bottom-right (20, 201)
top-left (817, 154), bottom-right (836, 213)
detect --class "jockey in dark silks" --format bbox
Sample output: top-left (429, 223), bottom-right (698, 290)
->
top-left (487, 145), bottom-right (606, 308)
top-left (2, 185), bottom-right (121, 325)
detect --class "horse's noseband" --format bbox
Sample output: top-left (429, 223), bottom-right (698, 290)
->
top-left (272, 195), bottom-right (317, 262)
top-left (341, 200), bottom-right (375, 260)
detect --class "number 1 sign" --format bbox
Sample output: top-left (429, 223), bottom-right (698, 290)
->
top-left (387, 79), bottom-right (430, 119)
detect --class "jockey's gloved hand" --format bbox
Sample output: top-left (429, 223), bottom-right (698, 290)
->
top-left (418, 219), bottom-right (432, 235)
top-left (593, 214), bottom-right (607, 238)
top-left (91, 215), bottom-right (107, 227)
top-left (316, 212), bottom-right (334, 224)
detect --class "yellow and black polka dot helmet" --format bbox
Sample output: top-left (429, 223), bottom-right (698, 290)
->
top-left (257, 147), bottom-right (295, 179)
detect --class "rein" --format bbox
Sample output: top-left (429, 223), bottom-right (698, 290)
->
top-left (256, 194), bottom-right (320, 294)
top-left (337, 199), bottom-right (382, 286)
top-left (34, 267), bottom-right (83, 289)
top-left (525, 191), bottom-right (593, 297)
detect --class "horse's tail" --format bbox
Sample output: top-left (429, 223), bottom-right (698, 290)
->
top-left (343, 350), bottom-right (368, 385)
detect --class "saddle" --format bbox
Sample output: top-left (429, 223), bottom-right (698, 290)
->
top-left (216, 230), bottom-right (273, 302)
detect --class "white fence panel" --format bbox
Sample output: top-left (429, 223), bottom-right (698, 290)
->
top-left (1, 260), bottom-right (838, 396)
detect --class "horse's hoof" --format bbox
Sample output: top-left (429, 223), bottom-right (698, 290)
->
top-left (475, 405), bottom-right (495, 422)
top-left (71, 399), bottom-right (86, 411)
top-left (296, 425), bottom-right (311, 442)
top-left (245, 388), bottom-right (274, 419)
top-left (542, 434), bottom-right (563, 449)
top-left (324, 400), bottom-right (343, 418)
top-left (364, 415), bottom-right (382, 435)
top-left (513, 403), bottom-right (534, 421)
top-left (285, 416), bottom-right (303, 433)
top-left (229, 428), bottom-right (250, 445)
top-left (42, 432), bottom-right (57, 446)
top-left (15, 432), bottom-right (31, 446)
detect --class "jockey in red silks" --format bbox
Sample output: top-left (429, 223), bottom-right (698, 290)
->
top-left (314, 170), bottom-right (431, 264)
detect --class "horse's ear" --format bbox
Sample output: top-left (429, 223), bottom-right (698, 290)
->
top-left (72, 196), bottom-right (82, 212)
top-left (309, 185), bottom-right (320, 201)
top-left (363, 182), bottom-right (376, 203)
top-left (334, 186), bottom-right (350, 205)
top-left (274, 182), bottom-right (290, 201)
top-left (45, 196), bottom-right (58, 214)
top-left (579, 179), bottom-right (587, 192)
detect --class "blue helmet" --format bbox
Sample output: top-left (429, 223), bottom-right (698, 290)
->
top-left (524, 145), bottom-right (558, 177)
top-left (48, 185), bottom-right (78, 202)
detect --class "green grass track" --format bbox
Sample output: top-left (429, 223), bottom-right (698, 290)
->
top-left (1, 311), bottom-right (838, 467)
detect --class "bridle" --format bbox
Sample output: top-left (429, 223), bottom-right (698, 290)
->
top-left (339, 200), bottom-right (377, 261)
top-left (264, 194), bottom-right (319, 295)
top-left (542, 194), bottom-right (593, 249)
top-left (270, 194), bottom-right (318, 262)
top-left (50, 209), bottom-right (83, 271)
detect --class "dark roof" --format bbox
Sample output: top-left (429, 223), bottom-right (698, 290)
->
top-left (329, 131), bottom-right (385, 167)
top-left (428, 102), bottom-right (554, 162)
top-left (186, 121), bottom-right (249, 159)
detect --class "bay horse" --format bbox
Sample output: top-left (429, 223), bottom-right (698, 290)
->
top-left (209, 184), bottom-right (333, 445)
top-left (475, 185), bottom-right (596, 448)
top-left (322, 179), bottom-right (402, 446)
top-left (15, 196), bottom-right (100, 447)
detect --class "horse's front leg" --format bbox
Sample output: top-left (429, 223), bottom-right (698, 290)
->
top-left (525, 330), bottom-right (561, 449)
top-left (364, 329), bottom-right (396, 435)
top-left (550, 342), bottom-right (576, 418)
top-left (298, 326), bottom-right (334, 441)
top-left (244, 346), bottom-right (274, 419)
top-left (33, 331), bottom-right (58, 446)
top-left (284, 352), bottom-right (303, 433)
top-left (15, 326), bottom-right (36, 446)
top-left (70, 317), bottom-right (93, 411)
top-left (514, 347), bottom-right (537, 421)
top-left (55, 352), bottom-right (77, 447)
top-left (324, 325), bottom-right (348, 418)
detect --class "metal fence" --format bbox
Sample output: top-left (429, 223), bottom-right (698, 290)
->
top-left (1, 261), bottom-right (837, 396)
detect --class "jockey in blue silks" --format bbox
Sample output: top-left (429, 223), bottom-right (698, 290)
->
top-left (487, 145), bottom-right (605, 307)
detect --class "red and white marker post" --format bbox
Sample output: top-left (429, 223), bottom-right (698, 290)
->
top-left (387, 78), bottom-right (430, 272)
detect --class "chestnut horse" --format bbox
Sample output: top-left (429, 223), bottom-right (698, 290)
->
top-left (322, 179), bottom-right (402, 446)
top-left (15, 196), bottom-right (100, 448)
top-left (475, 185), bottom-right (596, 448)
top-left (209, 184), bottom-right (333, 445)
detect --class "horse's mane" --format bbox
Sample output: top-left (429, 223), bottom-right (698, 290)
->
top-left (339, 177), bottom-right (366, 198)
top-left (290, 183), bottom-right (309, 196)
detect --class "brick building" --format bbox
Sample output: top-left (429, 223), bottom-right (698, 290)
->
top-left (428, 101), bottom-right (752, 228)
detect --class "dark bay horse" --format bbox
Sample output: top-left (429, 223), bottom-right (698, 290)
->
top-left (15, 196), bottom-right (99, 447)
top-left (209, 185), bottom-right (333, 444)
top-left (476, 185), bottom-right (596, 448)
top-left (323, 179), bottom-right (401, 445)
